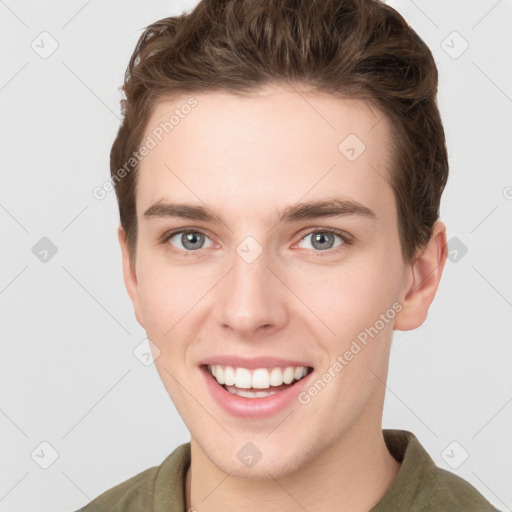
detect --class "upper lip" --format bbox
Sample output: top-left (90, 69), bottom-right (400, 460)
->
top-left (199, 355), bottom-right (313, 370)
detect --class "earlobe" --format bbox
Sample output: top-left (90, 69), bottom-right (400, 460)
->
top-left (118, 226), bottom-right (145, 328)
top-left (394, 220), bottom-right (448, 331)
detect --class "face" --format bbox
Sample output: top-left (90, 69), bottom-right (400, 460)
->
top-left (120, 85), bottom-right (420, 478)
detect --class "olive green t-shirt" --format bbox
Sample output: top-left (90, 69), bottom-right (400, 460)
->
top-left (76, 429), bottom-right (501, 511)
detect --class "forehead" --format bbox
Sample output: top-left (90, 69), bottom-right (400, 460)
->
top-left (136, 85), bottom-right (394, 223)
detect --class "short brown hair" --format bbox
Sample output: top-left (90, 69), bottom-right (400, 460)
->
top-left (111, 0), bottom-right (448, 263)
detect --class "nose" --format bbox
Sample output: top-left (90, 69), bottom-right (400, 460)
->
top-left (214, 244), bottom-right (288, 341)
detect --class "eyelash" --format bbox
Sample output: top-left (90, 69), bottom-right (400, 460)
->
top-left (158, 228), bottom-right (353, 258)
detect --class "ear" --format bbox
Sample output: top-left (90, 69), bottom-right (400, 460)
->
top-left (118, 226), bottom-right (145, 329)
top-left (394, 220), bottom-right (448, 331)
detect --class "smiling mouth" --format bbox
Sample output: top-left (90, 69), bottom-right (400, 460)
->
top-left (204, 364), bottom-right (314, 398)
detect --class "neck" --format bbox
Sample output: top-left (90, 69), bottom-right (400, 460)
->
top-left (185, 423), bottom-right (400, 512)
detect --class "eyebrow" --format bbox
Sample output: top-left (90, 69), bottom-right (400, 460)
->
top-left (143, 197), bottom-right (377, 225)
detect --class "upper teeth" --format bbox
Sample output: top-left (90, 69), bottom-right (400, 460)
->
top-left (208, 365), bottom-right (309, 389)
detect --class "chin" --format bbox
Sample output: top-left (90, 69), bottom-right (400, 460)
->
top-left (203, 439), bottom-right (316, 480)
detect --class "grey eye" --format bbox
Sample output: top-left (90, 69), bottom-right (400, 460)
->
top-left (169, 231), bottom-right (213, 251)
top-left (298, 231), bottom-right (345, 251)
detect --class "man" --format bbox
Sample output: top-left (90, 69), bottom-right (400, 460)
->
top-left (78, 0), bottom-right (501, 510)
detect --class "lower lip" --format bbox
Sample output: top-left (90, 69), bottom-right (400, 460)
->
top-left (201, 366), bottom-right (314, 418)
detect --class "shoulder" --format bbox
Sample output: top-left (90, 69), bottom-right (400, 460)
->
top-left (380, 429), bottom-right (502, 512)
top-left (75, 466), bottom-right (158, 512)
top-left (423, 466), bottom-right (502, 512)
top-left (74, 443), bottom-right (191, 512)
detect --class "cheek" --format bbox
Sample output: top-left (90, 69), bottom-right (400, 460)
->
top-left (135, 234), bottom-right (405, 345)
top-left (137, 274), bottom-right (172, 332)
top-left (135, 257), bottom-right (215, 342)
top-left (294, 252), bottom-right (403, 350)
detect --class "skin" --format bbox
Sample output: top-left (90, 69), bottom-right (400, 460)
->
top-left (119, 84), bottom-right (447, 512)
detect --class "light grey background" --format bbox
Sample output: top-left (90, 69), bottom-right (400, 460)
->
top-left (1, 1), bottom-right (511, 511)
